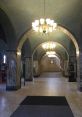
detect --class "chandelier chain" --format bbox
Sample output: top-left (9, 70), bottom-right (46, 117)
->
top-left (44, 0), bottom-right (45, 18)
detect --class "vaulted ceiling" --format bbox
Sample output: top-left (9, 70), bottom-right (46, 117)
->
top-left (0, 0), bottom-right (81, 59)
top-left (0, 0), bottom-right (82, 38)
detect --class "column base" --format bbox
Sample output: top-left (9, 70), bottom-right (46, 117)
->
top-left (6, 85), bottom-right (21, 91)
top-left (68, 78), bottom-right (76, 82)
top-left (33, 74), bottom-right (40, 77)
top-left (25, 78), bottom-right (33, 81)
top-left (68, 73), bottom-right (76, 82)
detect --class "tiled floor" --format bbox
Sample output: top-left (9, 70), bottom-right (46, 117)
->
top-left (0, 72), bottom-right (82, 117)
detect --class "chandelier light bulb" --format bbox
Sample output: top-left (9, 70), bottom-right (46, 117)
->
top-left (40, 27), bottom-right (43, 32)
top-left (40, 18), bottom-right (45, 24)
top-left (50, 20), bottom-right (54, 26)
top-left (35, 20), bottom-right (39, 26)
top-left (53, 23), bottom-right (57, 29)
top-left (46, 18), bottom-right (50, 24)
top-left (49, 27), bottom-right (53, 32)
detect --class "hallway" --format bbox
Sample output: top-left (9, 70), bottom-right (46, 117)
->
top-left (0, 1), bottom-right (82, 116)
top-left (0, 72), bottom-right (82, 117)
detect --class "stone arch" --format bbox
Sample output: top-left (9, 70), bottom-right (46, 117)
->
top-left (17, 25), bottom-right (79, 56)
top-left (16, 25), bottom-right (80, 90)
top-left (32, 41), bottom-right (69, 77)
top-left (32, 41), bottom-right (69, 60)
top-left (57, 25), bottom-right (79, 56)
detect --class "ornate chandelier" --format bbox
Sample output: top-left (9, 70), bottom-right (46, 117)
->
top-left (42, 41), bottom-right (56, 50)
top-left (32, 0), bottom-right (57, 34)
top-left (46, 51), bottom-right (56, 58)
top-left (32, 19), bottom-right (57, 33)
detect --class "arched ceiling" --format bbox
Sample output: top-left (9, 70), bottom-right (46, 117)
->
top-left (0, 8), bottom-right (17, 49)
top-left (0, 40), bottom-right (8, 51)
top-left (33, 43), bottom-right (68, 61)
top-left (28, 30), bottom-right (76, 53)
top-left (0, 0), bottom-right (82, 40)
top-left (22, 32), bottom-right (76, 58)
top-left (0, 0), bottom-right (81, 51)
top-left (0, 25), bottom-right (7, 43)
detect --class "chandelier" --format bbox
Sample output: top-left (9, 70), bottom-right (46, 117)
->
top-left (47, 54), bottom-right (57, 58)
top-left (46, 51), bottom-right (56, 58)
top-left (46, 51), bottom-right (56, 55)
top-left (32, 19), bottom-right (57, 34)
top-left (42, 41), bottom-right (56, 50)
top-left (32, 0), bottom-right (57, 34)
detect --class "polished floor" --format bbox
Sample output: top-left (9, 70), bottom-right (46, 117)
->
top-left (0, 72), bottom-right (82, 117)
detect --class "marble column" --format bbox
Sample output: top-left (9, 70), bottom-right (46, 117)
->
top-left (68, 56), bottom-right (77, 82)
top-left (25, 57), bottom-right (33, 81)
top-left (63, 60), bottom-right (69, 77)
top-left (33, 60), bottom-right (40, 77)
top-left (6, 51), bottom-right (21, 90)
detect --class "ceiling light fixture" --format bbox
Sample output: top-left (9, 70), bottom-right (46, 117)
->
top-left (46, 50), bottom-right (56, 58)
top-left (48, 54), bottom-right (57, 58)
top-left (32, 0), bottom-right (57, 34)
top-left (46, 51), bottom-right (56, 55)
top-left (42, 41), bottom-right (56, 50)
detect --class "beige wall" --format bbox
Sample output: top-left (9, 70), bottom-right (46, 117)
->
top-left (40, 56), bottom-right (61, 73)
top-left (33, 60), bottom-right (40, 76)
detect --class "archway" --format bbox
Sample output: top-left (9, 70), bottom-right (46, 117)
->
top-left (32, 41), bottom-right (69, 78)
top-left (17, 25), bottom-right (79, 53)
top-left (16, 25), bottom-right (80, 90)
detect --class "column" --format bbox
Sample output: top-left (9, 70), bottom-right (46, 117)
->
top-left (33, 60), bottom-right (40, 77)
top-left (68, 56), bottom-right (77, 82)
top-left (6, 51), bottom-right (21, 90)
top-left (63, 60), bottom-right (69, 77)
top-left (25, 57), bottom-right (33, 81)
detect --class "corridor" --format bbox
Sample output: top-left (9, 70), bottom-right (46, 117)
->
top-left (0, 0), bottom-right (82, 117)
top-left (0, 72), bottom-right (82, 117)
